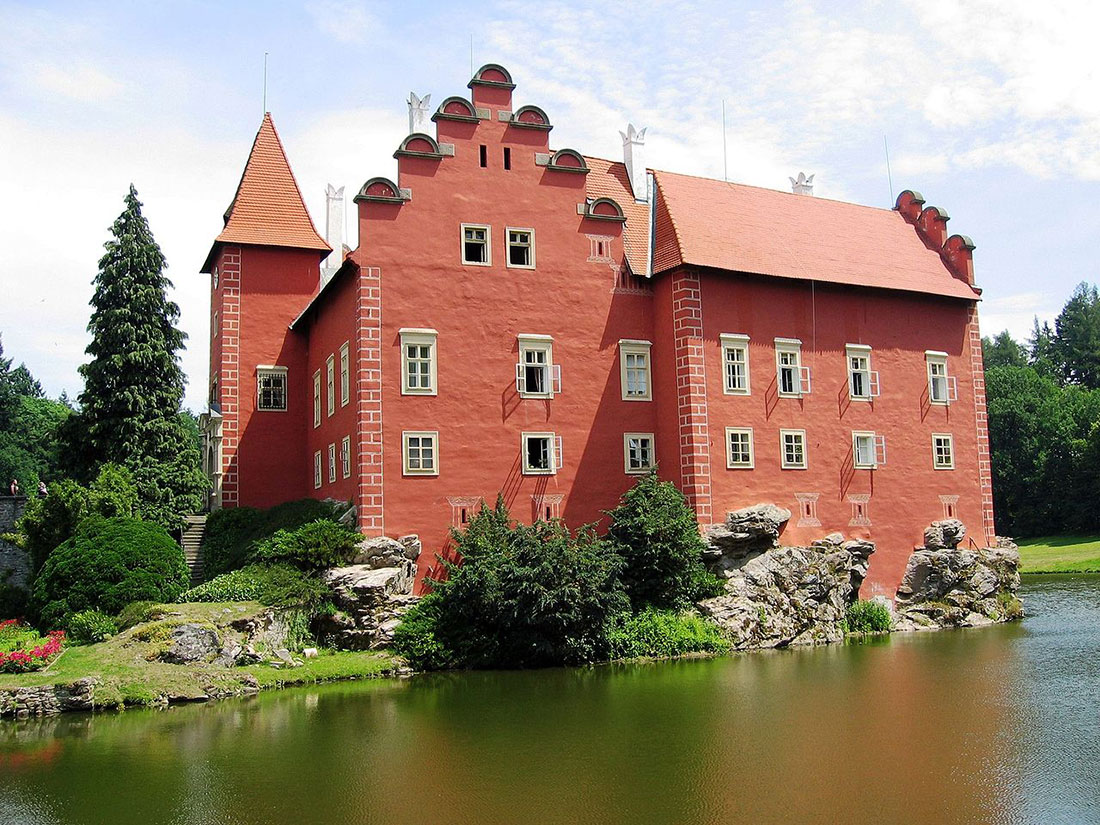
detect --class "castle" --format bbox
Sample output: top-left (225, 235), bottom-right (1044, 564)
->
top-left (199, 64), bottom-right (992, 598)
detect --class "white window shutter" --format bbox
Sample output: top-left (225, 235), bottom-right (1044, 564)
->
top-left (515, 362), bottom-right (526, 393)
top-left (552, 364), bottom-right (562, 395)
top-left (869, 371), bottom-right (881, 397)
top-left (874, 434), bottom-right (887, 466)
top-left (799, 366), bottom-right (812, 395)
top-left (554, 436), bottom-right (563, 471)
top-left (947, 375), bottom-right (958, 403)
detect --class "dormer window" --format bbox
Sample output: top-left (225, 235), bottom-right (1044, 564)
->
top-left (507, 228), bottom-right (534, 269)
top-left (462, 224), bottom-right (490, 265)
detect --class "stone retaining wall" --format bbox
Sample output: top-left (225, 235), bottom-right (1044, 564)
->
top-left (0, 496), bottom-right (30, 590)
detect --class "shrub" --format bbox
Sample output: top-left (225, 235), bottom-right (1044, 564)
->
top-left (178, 564), bottom-right (327, 608)
top-left (251, 519), bottom-right (359, 570)
top-left (202, 499), bottom-right (349, 577)
top-left (31, 516), bottom-right (188, 629)
top-left (604, 472), bottom-right (712, 611)
top-left (996, 589), bottom-right (1024, 621)
top-left (67, 609), bottom-right (117, 644)
top-left (392, 592), bottom-right (453, 671)
top-left (0, 622), bottom-right (65, 673)
top-left (115, 601), bottom-right (166, 630)
top-left (607, 609), bottom-right (731, 659)
top-left (844, 600), bottom-right (892, 634)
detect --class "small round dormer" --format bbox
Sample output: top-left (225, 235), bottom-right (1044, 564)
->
top-left (354, 177), bottom-right (407, 204)
top-left (547, 148), bottom-right (589, 174)
top-left (468, 63), bottom-right (515, 90)
top-left (433, 96), bottom-right (480, 123)
top-left (394, 133), bottom-right (445, 160)
top-left (584, 197), bottom-right (626, 222)
top-left (510, 105), bottom-right (552, 131)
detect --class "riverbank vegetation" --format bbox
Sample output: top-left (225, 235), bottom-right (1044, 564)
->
top-left (1017, 535), bottom-right (1100, 573)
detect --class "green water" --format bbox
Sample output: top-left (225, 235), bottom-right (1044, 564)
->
top-left (2, 576), bottom-right (1098, 824)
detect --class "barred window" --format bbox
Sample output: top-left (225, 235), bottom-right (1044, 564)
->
top-left (257, 367), bottom-right (287, 411)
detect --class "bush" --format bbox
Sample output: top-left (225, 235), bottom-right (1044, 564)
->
top-left (0, 621), bottom-right (65, 673)
top-left (392, 592), bottom-right (452, 671)
top-left (844, 600), bottom-right (892, 634)
top-left (607, 609), bottom-right (731, 659)
top-left (996, 589), bottom-right (1024, 621)
top-left (31, 516), bottom-right (188, 629)
top-left (178, 564), bottom-right (327, 608)
top-left (604, 472), bottom-right (713, 611)
top-left (115, 601), bottom-right (165, 630)
top-left (202, 499), bottom-right (349, 577)
top-left (251, 519), bottom-right (359, 570)
top-left (66, 609), bottom-right (117, 644)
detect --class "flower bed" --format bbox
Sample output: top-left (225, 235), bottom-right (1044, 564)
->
top-left (0, 620), bottom-right (65, 674)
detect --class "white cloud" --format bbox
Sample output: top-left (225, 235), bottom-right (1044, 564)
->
top-left (28, 62), bottom-right (124, 101)
top-left (306, 1), bottom-right (382, 45)
top-left (978, 291), bottom-right (1060, 342)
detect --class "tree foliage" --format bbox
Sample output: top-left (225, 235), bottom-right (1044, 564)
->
top-left (0, 338), bottom-right (69, 491)
top-left (64, 186), bottom-right (205, 529)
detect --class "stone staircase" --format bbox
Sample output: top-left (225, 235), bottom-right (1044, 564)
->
top-left (181, 515), bottom-right (207, 584)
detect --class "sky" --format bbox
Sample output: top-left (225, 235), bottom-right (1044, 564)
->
top-left (1, 0), bottom-right (1098, 412)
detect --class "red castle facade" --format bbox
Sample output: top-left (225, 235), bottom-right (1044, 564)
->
top-left (200, 64), bottom-right (993, 599)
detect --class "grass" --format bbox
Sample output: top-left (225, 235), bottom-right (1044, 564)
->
top-left (1016, 535), bottom-right (1100, 574)
top-left (0, 601), bottom-right (400, 709)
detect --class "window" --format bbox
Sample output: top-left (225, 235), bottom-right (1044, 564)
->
top-left (624, 433), bottom-right (656, 473)
top-left (402, 431), bottom-right (439, 476)
top-left (400, 329), bottom-right (438, 395)
top-left (940, 495), bottom-right (959, 519)
top-left (341, 435), bottom-right (351, 478)
top-left (340, 343), bottom-right (350, 407)
top-left (619, 340), bottom-right (652, 401)
top-left (461, 224), bottom-right (491, 265)
top-left (853, 431), bottom-right (887, 469)
top-left (326, 355), bottom-right (335, 417)
top-left (506, 228), bottom-right (534, 268)
top-left (932, 433), bottom-right (955, 469)
top-left (503, 146), bottom-right (511, 170)
top-left (522, 432), bottom-right (560, 475)
top-left (846, 345), bottom-right (879, 400)
top-left (327, 443), bottom-right (337, 483)
top-left (795, 493), bottom-right (821, 527)
top-left (213, 311), bottom-right (219, 338)
top-left (313, 371), bottom-right (321, 428)
top-left (212, 265), bottom-right (219, 290)
top-left (516, 335), bottom-right (559, 398)
top-left (313, 451), bottom-right (322, 489)
top-left (775, 339), bottom-right (810, 397)
top-left (780, 429), bottom-right (807, 469)
top-left (721, 334), bottom-right (750, 395)
top-left (726, 427), bottom-right (754, 468)
top-left (479, 145), bottom-right (487, 168)
top-left (926, 351), bottom-right (957, 405)
top-left (257, 366), bottom-right (287, 411)
top-left (848, 494), bottom-right (871, 526)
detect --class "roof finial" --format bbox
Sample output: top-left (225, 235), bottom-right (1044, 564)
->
top-left (790, 172), bottom-right (814, 196)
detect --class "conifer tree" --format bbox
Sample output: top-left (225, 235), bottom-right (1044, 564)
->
top-left (69, 185), bottom-right (205, 529)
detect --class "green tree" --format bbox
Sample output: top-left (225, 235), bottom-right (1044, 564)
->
top-left (1027, 317), bottom-right (1061, 382)
top-left (1053, 282), bottom-right (1100, 388)
top-left (982, 330), bottom-right (1027, 369)
top-left (66, 186), bottom-right (205, 529)
top-left (0, 338), bottom-right (67, 491)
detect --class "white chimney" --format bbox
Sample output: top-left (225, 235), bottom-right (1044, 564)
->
top-left (408, 92), bottom-right (431, 134)
top-left (790, 172), bottom-right (815, 196)
top-left (321, 184), bottom-right (345, 287)
top-left (620, 123), bottom-right (648, 203)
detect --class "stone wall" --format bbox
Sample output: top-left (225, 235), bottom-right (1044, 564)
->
top-left (0, 496), bottom-right (30, 590)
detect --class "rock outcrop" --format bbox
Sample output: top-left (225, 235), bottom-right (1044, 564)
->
top-left (698, 507), bottom-right (874, 648)
top-left (893, 529), bottom-right (1022, 631)
top-left (0, 678), bottom-right (100, 718)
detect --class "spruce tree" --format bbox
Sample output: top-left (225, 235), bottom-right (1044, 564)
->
top-left (70, 185), bottom-right (205, 529)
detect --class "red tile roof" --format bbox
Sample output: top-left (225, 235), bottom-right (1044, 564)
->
top-left (203, 113), bottom-right (329, 271)
top-left (651, 169), bottom-right (979, 301)
top-left (583, 157), bottom-right (650, 276)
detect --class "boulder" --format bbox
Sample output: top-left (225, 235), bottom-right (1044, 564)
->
top-left (159, 623), bottom-right (222, 665)
top-left (923, 519), bottom-right (966, 550)
top-left (704, 504), bottom-right (792, 574)
top-left (314, 564), bottom-right (419, 650)
top-left (352, 535), bottom-right (422, 569)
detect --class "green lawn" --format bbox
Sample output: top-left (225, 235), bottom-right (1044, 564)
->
top-left (1017, 535), bottom-right (1100, 573)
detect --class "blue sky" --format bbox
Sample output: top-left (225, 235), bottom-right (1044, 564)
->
top-left (1, 0), bottom-right (1097, 412)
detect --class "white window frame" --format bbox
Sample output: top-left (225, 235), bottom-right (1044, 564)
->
top-left (521, 431), bottom-right (560, 475)
top-left (400, 328), bottom-right (438, 396)
top-left (313, 370), bottom-right (321, 428)
top-left (852, 431), bottom-right (887, 469)
top-left (775, 338), bottom-right (810, 397)
top-left (780, 428), bottom-right (808, 469)
top-left (926, 351), bottom-right (957, 405)
top-left (341, 435), bottom-right (352, 478)
top-left (932, 433), bottom-right (955, 470)
top-left (846, 344), bottom-right (879, 401)
top-left (326, 355), bottom-right (335, 417)
top-left (619, 339), bottom-right (652, 401)
top-left (402, 431), bottom-right (439, 476)
top-left (339, 342), bottom-right (350, 407)
top-left (327, 442), bottom-right (337, 483)
top-left (505, 226), bottom-right (535, 269)
top-left (313, 451), bottom-right (322, 489)
top-left (461, 223), bottom-right (491, 266)
top-left (516, 334), bottom-right (560, 398)
top-left (256, 365), bottom-right (288, 412)
top-left (623, 433), bottom-right (656, 474)
top-left (725, 427), bottom-right (755, 469)
top-left (721, 333), bottom-right (750, 395)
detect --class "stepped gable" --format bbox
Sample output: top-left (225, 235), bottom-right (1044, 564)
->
top-left (650, 169), bottom-right (982, 301)
top-left (583, 156), bottom-right (650, 276)
top-left (202, 113), bottom-right (330, 272)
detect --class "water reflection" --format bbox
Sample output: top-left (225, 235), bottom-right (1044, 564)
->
top-left (1, 577), bottom-right (1098, 825)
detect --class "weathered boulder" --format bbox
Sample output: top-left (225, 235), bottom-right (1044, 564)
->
top-left (352, 535), bottom-right (422, 569)
top-left (703, 504), bottom-right (792, 573)
top-left (313, 564), bottom-right (419, 650)
top-left (923, 519), bottom-right (966, 550)
top-left (697, 538), bottom-right (874, 649)
top-left (159, 623), bottom-right (222, 664)
top-left (893, 534), bottom-right (1022, 631)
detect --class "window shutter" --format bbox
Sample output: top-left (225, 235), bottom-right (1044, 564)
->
top-left (869, 370), bottom-right (881, 397)
top-left (554, 436), bottom-right (563, 471)
top-left (947, 376), bottom-right (958, 403)
top-left (552, 364), bottom-right (562, 395)
top-left (515, 362), bottom-right (526, 393)
top-left (799, 366), bottom-right (812, 395)
top-left (874, 435), bottom-right (887, 466)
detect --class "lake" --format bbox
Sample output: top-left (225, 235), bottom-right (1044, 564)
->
top-left (2, 576), bottom-right (1098, 824)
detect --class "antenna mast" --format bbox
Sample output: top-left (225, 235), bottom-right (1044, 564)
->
top-left (263, 52), bottom-right (269, 113)
top-left (722, 99), bottom-right (728, 182)
top-left (883, 134), bottom-right (894, 204)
